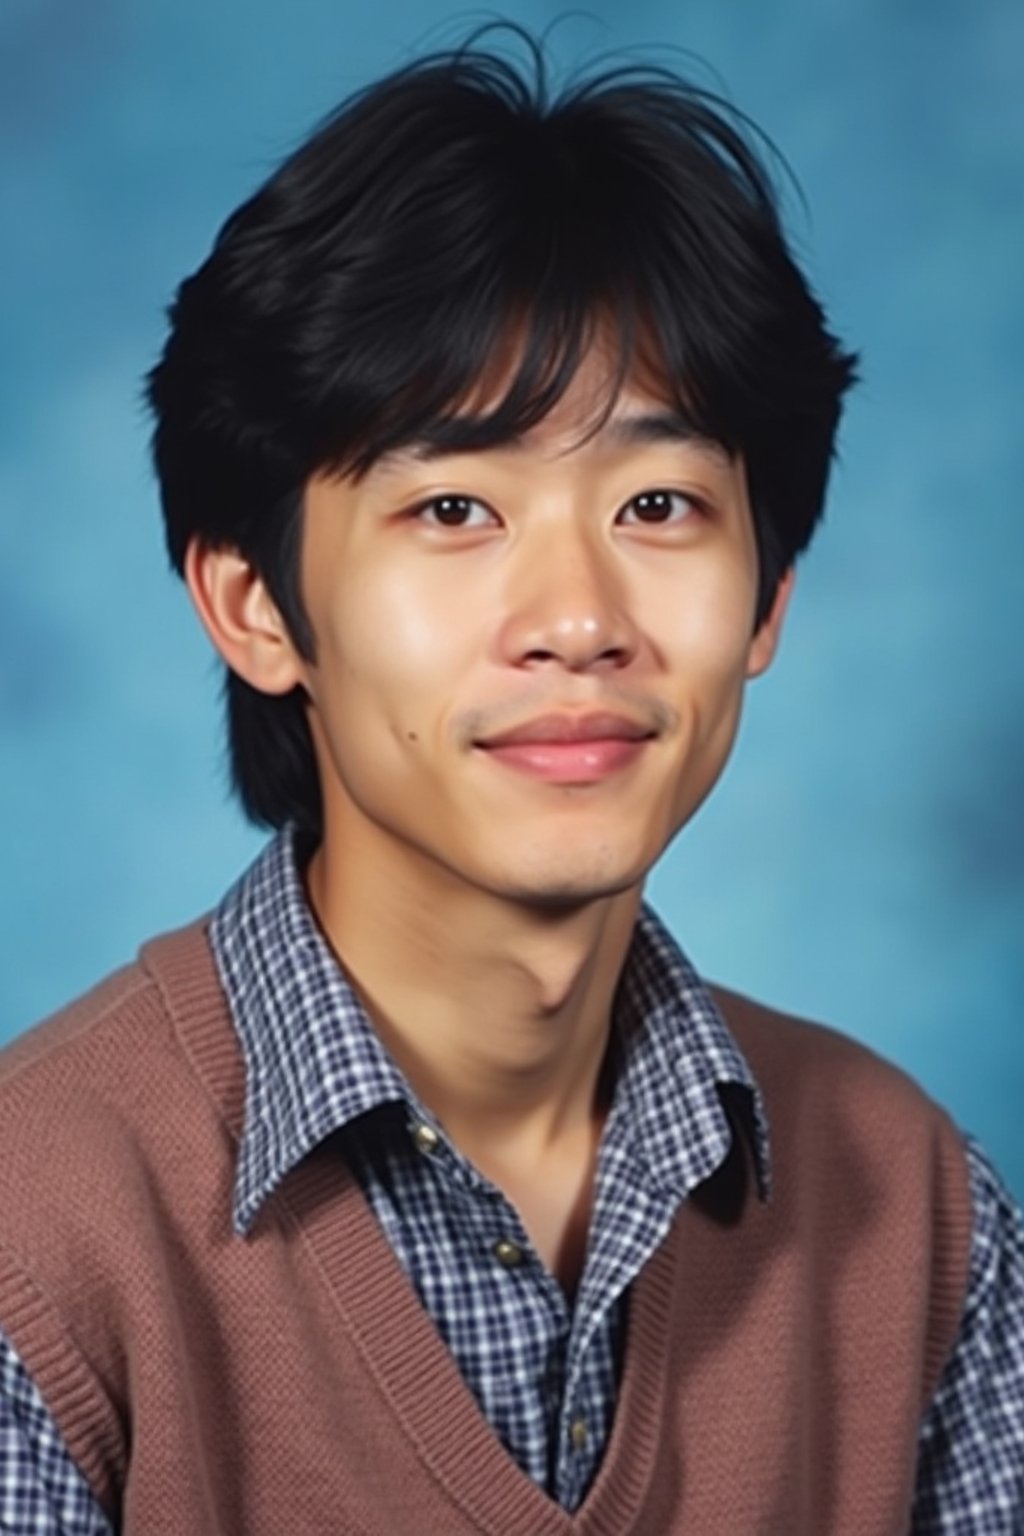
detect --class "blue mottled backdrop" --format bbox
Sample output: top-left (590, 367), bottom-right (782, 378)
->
top-left (1, 2), bottom-right (1022, 1194)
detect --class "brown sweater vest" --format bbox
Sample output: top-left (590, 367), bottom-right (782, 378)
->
top-left (0, 919), bottom-right (972, 1535)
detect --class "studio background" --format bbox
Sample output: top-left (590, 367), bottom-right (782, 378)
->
top-left (2, 2), bottom-right (1022, 1195)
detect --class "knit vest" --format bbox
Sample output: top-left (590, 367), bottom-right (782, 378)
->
top-left (0, 919), bottom-right (972, 1535)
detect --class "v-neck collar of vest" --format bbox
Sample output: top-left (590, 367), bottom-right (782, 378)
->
top-left (144, 916), bottom-right (682, 1534)
top-left (283, 1133), bottom-right (678, 1536)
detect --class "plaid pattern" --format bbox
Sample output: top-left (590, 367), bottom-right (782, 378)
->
top-left (911, 1133), bottom-right (1024, 1532)
top-left (1, 828), bottom-right (1022, 1530)
top-left (0, 1343), bottom-right (110, 1535)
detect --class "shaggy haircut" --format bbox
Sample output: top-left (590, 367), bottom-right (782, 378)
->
top-left (147, 33), bottom-right (858, 836)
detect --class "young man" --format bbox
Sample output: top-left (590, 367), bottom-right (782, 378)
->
top-left (1, 36), bottom-right (1022, 1535)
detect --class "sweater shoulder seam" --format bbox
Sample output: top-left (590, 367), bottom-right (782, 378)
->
top-left (0, 969), bottom-right (158, 1094)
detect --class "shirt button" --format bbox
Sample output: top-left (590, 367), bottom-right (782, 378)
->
top-left (570, 1417), bottom-right (588, 1451)
top-left (411, 1123), bottom-right (440, 1154)
top-left (492, 1237), bottom-right (524, 1268)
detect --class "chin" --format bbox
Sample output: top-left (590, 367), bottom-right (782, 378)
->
top-left (487, 850), bottom-right (650, 910)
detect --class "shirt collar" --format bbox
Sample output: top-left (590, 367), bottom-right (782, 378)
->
top-left (211, 828), bottom-right (770, 1235)
top-left (612, 903), bottom-right (771, 1203)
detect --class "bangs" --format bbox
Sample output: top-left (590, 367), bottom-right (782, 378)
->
top-left (284, 90), bottom-right (763, 480)
top-left (327, 297), bottom-right (717, 480)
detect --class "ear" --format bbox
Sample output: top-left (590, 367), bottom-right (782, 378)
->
top-left (745, 566), bottom-right (796, 679)
top-left (183, 537), bottom-right (306, 696)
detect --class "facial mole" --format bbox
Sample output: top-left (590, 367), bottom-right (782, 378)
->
top-left (407, 730), bottom-right (419, 742)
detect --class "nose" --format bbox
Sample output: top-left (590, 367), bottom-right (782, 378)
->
top-left (497, 522), bottom-right (639, 674)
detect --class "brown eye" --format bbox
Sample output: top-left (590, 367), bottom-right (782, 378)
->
top-left (418, 495), bottom-right (495, 528)
top-left (619, 490), bottom-right (697, 525)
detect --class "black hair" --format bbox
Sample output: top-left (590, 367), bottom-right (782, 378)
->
top-left (147, 29), bottom-right (858, 837)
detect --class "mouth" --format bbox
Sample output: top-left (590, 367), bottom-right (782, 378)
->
top-left (474, 712), bottom-right (657, 785)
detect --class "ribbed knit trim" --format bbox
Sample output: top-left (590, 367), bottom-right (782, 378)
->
top-left (146, 918), bottom-right (684, 1535)
top-left (141, 919), bottom-right (246, 1141)
top-left (0, 1250), bottom-right (125, 1520)
top-left (920, 1121), bottom-right (976, 1409)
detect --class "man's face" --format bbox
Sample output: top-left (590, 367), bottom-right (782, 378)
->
top-left (295, 348), bottom-right (786, 909)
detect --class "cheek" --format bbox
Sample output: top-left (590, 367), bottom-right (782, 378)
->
top-left (656, 562), bottom-right (757, 684)
top-left (309, 565), bottom-right (472, 741)
top-left (653, 564), bottom-right (758, 813)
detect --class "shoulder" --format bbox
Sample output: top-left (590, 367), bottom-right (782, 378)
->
top-left (0, 927), bottom-right (216, 1521)
top-left (709, 984), bottom-right (976, 1397)
top-left (709, 981), bottom-right (973, 1247)
top-left (0, 916), bottom-right (213, 1097)
top-left (709, 980), bottom-right (952, 1129)
top-left (1, 958), bottom-right (160, 1088)
top-left (0, 917), bottom-right (220, 1200)
top-left (0, 917), bottom-right (235, 1338)
top-left (0, 959), bottom-right (168, 1157)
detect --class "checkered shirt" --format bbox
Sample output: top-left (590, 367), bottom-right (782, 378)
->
top-left (2, 828), bottom-right (1023, 1532)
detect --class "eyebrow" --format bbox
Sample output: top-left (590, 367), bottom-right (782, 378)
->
top-left (602, 411), bottom-right (732, 461)
top-left (373, 409), bottom-right (733, 472)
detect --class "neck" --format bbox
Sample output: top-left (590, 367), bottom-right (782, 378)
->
top-left (304, 825), bottom-right (642, 1166)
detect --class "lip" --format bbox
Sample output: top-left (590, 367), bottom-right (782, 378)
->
top-left (475, 713), bottom-right (656, 784)
top-left (477, 712), bottom-right (656, 748)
